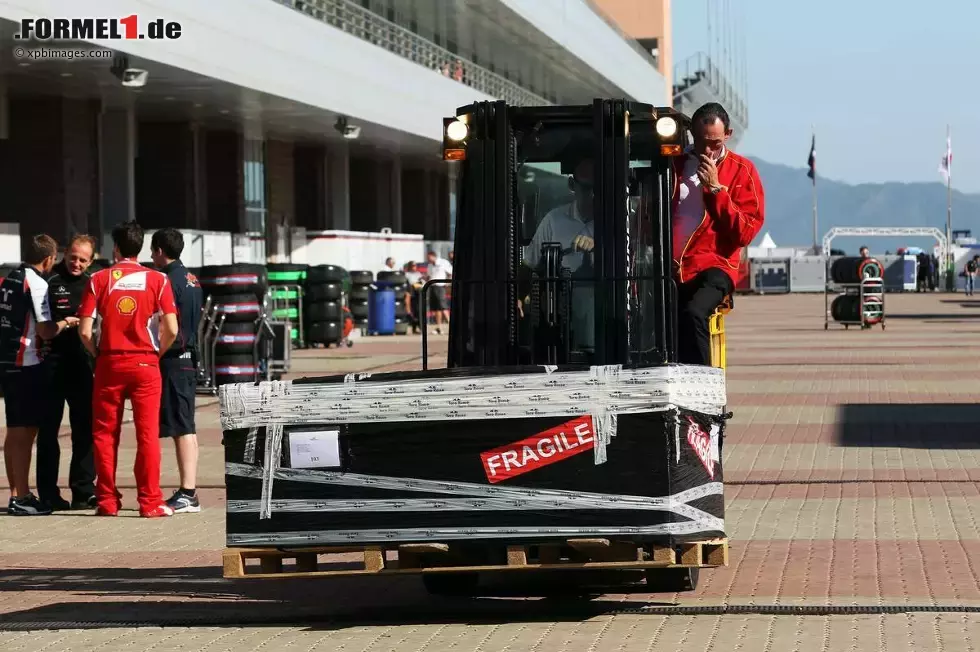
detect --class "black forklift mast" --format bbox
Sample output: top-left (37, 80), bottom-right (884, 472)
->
top-left (440, 99), bottom-right (689, 370)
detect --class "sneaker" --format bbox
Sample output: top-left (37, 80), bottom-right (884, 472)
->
top-left (72, 495), bottom-right (98, 510)
top-left (140, 504), bottom-right (174, 518)
top-left (166, 489), bottom-right (201, 514)
top-left (41, 496), bottom-right (72, 512)
top-left (94, 505), bottom-right (119, 517)
top-left (8, 494), bottom-right (53, 516)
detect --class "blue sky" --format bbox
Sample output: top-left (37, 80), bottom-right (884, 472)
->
top-left (672, 0), bottom-right (978, 193)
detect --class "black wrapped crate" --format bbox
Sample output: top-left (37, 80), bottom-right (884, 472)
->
top-left (220, 364), bottom-right (727, 549)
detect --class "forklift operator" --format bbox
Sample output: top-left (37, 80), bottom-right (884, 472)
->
top-left (523, 159), bottom-right (596, 351)
top-left (673, 102), bottom-right (765, 365)
top-left (524, 159), bottom-right (596, 271)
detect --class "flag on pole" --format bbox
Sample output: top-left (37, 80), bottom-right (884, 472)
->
top-left (806, 134), bottom-right (816, 182)
top-left (940, 133), bottom-right (952, 184)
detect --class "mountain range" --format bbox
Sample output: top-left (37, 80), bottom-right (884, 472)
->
top-left (748, 158), bottom-right (980, 252)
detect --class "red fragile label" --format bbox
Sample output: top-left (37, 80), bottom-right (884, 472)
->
top-left (480, 415), bottom-right (595, 484)
top-left (686, 416), bottom-right (716, 479)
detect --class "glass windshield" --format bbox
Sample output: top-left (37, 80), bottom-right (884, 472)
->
top-left (516, 123), bottom-right (597, 365)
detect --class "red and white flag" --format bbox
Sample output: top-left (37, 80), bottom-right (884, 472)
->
top-left (940, 133), bottom-right (952, 184)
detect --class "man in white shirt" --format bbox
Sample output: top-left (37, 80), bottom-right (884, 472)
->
top-left (425, 251), bottom-right (453, 334)
top-left (523, 159), bottom-right (596, 351)
top-left (1, 235), bottom-right (79, 516)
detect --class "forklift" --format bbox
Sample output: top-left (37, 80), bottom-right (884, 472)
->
top-left (219, 100), bottom-right (730, 597)
top-left (419, 99), bottom-right (728, 593)
top-left (428, 99), bottom-right (695, 371)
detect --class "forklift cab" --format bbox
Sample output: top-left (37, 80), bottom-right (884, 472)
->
top-left (436, 99), bottom-right (693, 370)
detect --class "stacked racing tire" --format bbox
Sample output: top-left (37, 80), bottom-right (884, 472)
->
top-left (304, 264), bottom-right (350, 347)
top-left (831, 257), bottom-right (884, 284)
top-left (267, 263), bottom-right (308, 346)
top-left (348, 271), bottom-right (373, 331)
top-left (199, 264), bottom-right (268, 385)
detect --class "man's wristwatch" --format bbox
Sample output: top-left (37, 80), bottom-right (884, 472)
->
top-left (708, 185), bottom-right (726, 195)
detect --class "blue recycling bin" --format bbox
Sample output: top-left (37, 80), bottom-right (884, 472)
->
top-left (367, 281), bottom-right (397, 335)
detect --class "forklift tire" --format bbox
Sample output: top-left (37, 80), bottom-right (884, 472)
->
top-left (422, 572), bottom-right (479, 596)
top-left (644, 567), bottom-right (700, 593)
top-left (304, 283), bottom-right (343, 303)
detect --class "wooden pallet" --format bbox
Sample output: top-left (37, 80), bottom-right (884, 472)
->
top-left (222, 537), bottom-right (729, 580)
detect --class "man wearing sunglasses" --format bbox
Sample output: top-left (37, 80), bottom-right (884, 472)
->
top-left (673, 102), bottom-right (765, 365)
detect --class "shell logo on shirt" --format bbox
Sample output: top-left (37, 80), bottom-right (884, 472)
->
top-left (116, 295), bottom-right (137, 315)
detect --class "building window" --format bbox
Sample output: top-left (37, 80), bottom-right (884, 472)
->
top-left (243, 139), bottom-right (267, 234)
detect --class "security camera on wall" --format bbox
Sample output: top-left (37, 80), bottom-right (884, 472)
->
top-left (110, 55), bottom-right (149, 88)
top-left (334, 116), bottom-right (361, 140)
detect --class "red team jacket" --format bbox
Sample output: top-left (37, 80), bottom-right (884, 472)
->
top-left (78, 260), bottom-right (177, 357)
top-left (672, 149), bottom-right (765, 285)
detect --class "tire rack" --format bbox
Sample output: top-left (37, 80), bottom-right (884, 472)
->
top-left (824, 275), bottom-right (886, 331)
top-left (197, 296), bottom-right (284, 390)
top-left (260, 291), bottom-right (292, 377)
top-left (196, 295), bottom-right (220, 395)
top-left (266, 284), bottom-right (305, 349)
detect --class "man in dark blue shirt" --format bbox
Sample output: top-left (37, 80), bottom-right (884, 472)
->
top-left (36, 234), bottom-right (98, 511)
top-left (150, 228), bottom-right (204, 513)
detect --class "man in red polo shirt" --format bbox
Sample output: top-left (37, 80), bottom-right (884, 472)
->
top-left (78, 221), bottom-right (179, 517)
top-left (672, 102), bottom-right (765, 365)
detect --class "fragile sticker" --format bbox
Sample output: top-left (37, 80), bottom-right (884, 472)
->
top-left (685, 416), bottom-right (719, 479)
top-left (480, 415), bottom-right (595, 484)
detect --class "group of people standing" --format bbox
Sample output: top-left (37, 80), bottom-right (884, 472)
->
top-left (2, 222), bottom-right (203, 518)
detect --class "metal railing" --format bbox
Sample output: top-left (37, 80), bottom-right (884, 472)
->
top-left (276, 0), bottom-right (551, 107)
top-left (673, 52), bottom-right (748, 131)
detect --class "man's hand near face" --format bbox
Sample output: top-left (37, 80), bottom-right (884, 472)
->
top-left (697, 155), bottom-right (722, 191)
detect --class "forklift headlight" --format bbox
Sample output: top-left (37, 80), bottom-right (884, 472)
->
top-left (446, 119), bottom-right (469, 142)
top-left (655, 117), bottom-right (678, 138)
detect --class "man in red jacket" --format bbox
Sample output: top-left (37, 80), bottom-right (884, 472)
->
top-left (78, 221), bottom-right (179, 517)
top-left (672, 102), bottom-right (765, 365)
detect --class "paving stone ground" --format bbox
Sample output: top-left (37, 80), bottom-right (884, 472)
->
top-left (4, 292), bottom-right (980, 650)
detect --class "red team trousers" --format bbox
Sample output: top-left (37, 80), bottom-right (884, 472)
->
top-left (92, 353), bottom-right (164, 513)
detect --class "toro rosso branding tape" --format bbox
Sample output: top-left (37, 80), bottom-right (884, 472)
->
top-left (219, 365), bottom-right (726, 519)
top-left (224, 462), bottom-right (725, 545)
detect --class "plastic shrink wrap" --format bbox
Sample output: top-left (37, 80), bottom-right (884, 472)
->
top-left (220, 364), bottom-right (728, 548)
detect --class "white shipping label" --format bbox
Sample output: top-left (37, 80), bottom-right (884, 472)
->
top-left (288, 430), bottom-right (341, 469)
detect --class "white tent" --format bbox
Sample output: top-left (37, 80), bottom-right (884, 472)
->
top-left (757, 232), bottom-right (777, 249)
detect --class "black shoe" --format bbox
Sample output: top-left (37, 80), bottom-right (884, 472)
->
top-left (41, 496), bottom-right (72, 511)
top-left (8, 494), bottom-right (53, 516)
top-left (71, 495), bottom-right (97, 510)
